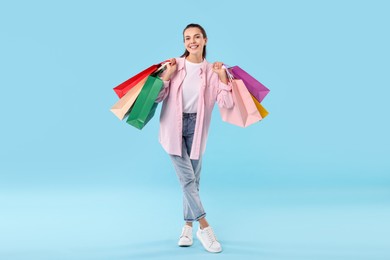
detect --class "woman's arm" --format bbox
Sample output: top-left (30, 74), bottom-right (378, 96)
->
top-left (213, 62), bottom-right (234, 108)
top-left (155, 58), bottom-right (177, 103)
top-left (155, 78), bottom-right (171, 103)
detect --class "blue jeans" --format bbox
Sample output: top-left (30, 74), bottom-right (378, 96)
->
top-left (169, 113), bottom-right (206, 222)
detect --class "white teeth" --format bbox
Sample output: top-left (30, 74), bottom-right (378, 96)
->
top-left (190, 46), bottom-right (198, 49)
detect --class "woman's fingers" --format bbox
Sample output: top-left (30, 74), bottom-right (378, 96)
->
top-left (163, 58), bottom-right (177, 80)
top-left (213, 61), bottom-right (223, 70)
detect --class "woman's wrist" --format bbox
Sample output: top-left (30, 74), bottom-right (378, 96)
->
top-left (162, 73), bottom-right (172, 81)
top-left (218, 72), bottom-right (228, 84)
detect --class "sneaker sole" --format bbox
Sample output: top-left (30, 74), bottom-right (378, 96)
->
top-left (178, 243), bottom-right (192, 247)
top-left (196, 232), bottom-right (222, 253)
top-left (178, 238), bottom-right (193, 247)
top-left (178, 241), bottom-right (193, 247)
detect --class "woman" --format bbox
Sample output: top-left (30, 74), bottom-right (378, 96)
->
top-left (155, 23), bottom-right (233, 253)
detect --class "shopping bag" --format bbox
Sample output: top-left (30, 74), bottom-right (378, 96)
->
top-left (219, 70), bottom-right (262, 127)
top-left (110, 76), bottom-right (148, 120)
top-left (228, 66), bottom-right (270, 103)
top-left (126, 72), bottom-right (164, 130)
top-left (251, 94), bottom-right (269, 119)
top-left (113, 63), bottom-right (160, 98)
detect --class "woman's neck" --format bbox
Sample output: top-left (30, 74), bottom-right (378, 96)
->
top-left (186, 54), bottom-right (203, 63)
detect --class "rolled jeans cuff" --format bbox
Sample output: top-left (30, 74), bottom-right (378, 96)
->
top-left (184, 212), bottom-right (206, 222)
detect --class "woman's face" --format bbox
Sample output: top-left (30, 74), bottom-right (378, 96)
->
top-left (183, 27), bottom-right (207, 57)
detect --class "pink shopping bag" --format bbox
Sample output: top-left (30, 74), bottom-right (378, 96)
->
top-left (219, 74), bottom-right (262, 127)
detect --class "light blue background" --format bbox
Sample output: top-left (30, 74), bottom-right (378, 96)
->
top-left (1, 0), bottom-right (389, 259)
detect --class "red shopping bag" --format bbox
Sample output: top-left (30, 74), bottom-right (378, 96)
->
top-left (113, 64), bottom-right (161, 98)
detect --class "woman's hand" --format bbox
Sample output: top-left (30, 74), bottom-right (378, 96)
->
top-left (212, 61), bottom-right (228, 84)
top-left (162, 58), bottom-right (177, 81)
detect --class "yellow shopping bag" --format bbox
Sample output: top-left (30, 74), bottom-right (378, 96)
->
top-left (251, 94), bottom-right (269, 119)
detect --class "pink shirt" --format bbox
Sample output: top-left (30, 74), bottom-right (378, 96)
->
top-left (155, 57), bottom-right (234, 160)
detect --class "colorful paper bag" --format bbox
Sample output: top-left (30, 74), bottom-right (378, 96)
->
top-left (229, 66), bottom-right (270, 103)
top-left (110, 76), bottom-right (148, 120)
top-left (126, 74), bottom-right (164, 129)
top-left (251, 94), bottom-right (269, 119)
top-left (113, 64), bottom-right (160, 98)
top-left (219, 79), bottom-right (262, 127)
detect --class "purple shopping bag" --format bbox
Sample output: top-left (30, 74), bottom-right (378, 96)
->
top-left (229, 66), bottom-right (270, 102)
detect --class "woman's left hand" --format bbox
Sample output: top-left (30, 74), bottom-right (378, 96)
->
top-left (212, 61), bottom-right (228, 84)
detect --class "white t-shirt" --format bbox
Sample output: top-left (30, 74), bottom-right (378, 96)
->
top-left (182, 60), bottom-right (202, 113)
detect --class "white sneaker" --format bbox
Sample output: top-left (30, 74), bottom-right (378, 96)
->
top-left (196, 226), bottom-right (222, 253)
top-left (178, 225), bottom-right (193, 247)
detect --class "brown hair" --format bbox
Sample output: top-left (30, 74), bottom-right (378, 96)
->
top-left (180, 23), bottom-right (207, 59)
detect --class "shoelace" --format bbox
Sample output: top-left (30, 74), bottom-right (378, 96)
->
top-left (204, 227), bottom-right (217, 244)
top-left (181, 226), bottom-right (192, 238)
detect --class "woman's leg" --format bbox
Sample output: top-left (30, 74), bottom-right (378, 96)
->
top-left (170, 113), bottom-right (206, 222)
top-left (170, 147), bottom-right (206, 222)
top-left (198, 217), bottom-right (209, 229)
top-left (184, 217), bottom-right (209, 228)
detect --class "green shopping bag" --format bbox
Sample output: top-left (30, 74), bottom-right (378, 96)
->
top-left (126, 72), bottom-right (164, 130)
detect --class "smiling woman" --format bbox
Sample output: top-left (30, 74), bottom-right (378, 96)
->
top-left (181, 23), bottom-right (208, 60)
top-left (154, 23), bottom-right (233, 253)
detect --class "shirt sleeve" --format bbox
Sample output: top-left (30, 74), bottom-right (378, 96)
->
top-left (216, 79), bottom-right (234, 109)
top-left (155, 68), bottom-right (171, 103)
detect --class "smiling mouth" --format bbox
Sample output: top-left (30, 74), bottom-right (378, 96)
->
top-left (189, 45), bottom-right (199, 49)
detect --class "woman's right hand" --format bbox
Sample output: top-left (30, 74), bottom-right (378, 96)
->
top-left (162, 58), bottom-right (177, 81)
